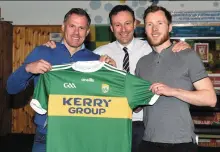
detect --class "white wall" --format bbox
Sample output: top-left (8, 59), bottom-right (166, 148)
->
top-left (0, 1), bottom-right (219, 25)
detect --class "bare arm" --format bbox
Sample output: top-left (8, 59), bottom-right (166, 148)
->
top-left (173, 78), bottom-right (216, 107)
top-left (151, 77), bottom-right (217, 107)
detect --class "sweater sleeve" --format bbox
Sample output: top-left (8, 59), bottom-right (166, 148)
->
top-left (6, 47), bottom-right (42, 94)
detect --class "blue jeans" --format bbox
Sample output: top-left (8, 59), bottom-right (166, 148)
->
top-left (32, 131), bottom-right (46, 152)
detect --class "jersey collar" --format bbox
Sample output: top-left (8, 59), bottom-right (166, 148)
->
top-left (72, 61), bottom-right (105, 73)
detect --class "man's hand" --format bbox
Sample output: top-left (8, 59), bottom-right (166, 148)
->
top-left (172, 40), bottom-right (191, 52)
top-left (25, 59), bottom-right (52, 74)
top-left (100, 55), bottom-right (117, 67)
top-left (43, 40), bottom-right (56, 49)
top-left (150, 82), bottom-right (176, 96)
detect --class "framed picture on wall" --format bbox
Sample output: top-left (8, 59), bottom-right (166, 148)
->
top-left (49, 32), bottom-right (62, 42)
top-left (194, 43), bottom-right (209, 63)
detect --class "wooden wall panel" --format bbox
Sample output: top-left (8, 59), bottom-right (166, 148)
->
top-left (12, 25), bottom-right (61, 133)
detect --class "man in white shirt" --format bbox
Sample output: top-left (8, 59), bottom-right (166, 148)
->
top-left (44, 5), bottom-right (190, 152)
top-left (93, 7), bottom-right (151, 152)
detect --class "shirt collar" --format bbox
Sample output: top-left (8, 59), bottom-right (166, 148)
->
top-left (116, 38), bottom-right (135, 53)
top-left (152, 43), bottom-right (174, 57)
top-left (61, 40), bottom-right (85, 50)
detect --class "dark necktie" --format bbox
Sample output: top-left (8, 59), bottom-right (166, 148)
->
top-left (123, 47), bottom-right (130, 72)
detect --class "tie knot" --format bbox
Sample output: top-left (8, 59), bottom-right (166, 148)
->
top-left (123, 47), bottom-right (128, 53)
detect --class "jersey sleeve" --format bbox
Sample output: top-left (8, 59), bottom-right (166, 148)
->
top-left (125, 74), bottom-right (159, 109)
top-left (30, 73), bottom-right (50, 114)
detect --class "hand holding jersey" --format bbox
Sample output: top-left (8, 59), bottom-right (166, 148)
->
top-left (150, 82), bottom-right (176, 96)
top-left (25, 59), bottom-right (52, 74)
top-left (25, 55), bottom-right (117, 75)
top-left (30, 61), bottom-right (159, 152)
top-left (99, 55), bottom-right (117, 67)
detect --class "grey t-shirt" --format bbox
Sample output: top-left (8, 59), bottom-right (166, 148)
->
top-left (135, 45), bottom-right (208, 143)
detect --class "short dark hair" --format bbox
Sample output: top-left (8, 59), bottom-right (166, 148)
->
top-left (143, 5), bottom-right (172, 24)
top-left (109, 5), bottom-right (135, 25)
top-left (64, 8), bottom-right (91, 26)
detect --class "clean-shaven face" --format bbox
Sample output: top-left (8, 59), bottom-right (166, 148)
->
top-left (62, 13), bottom-right (90, 50)
top-left (110, 11), bottom-right (136, 46)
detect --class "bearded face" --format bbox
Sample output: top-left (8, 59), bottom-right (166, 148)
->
top-left (146, 29), bottom-right (170, 47)
top-left (144, 10), bottom-right (172, 47)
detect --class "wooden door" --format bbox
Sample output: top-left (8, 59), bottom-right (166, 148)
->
top-left (0, 21), bottom-right (13, 135)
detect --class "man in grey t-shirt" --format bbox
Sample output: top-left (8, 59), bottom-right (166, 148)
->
top-left (136, 5), bottom-right (217, 152)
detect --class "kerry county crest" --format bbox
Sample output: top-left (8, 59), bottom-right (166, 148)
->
top-left (102, 84), bottom-right (109, 93)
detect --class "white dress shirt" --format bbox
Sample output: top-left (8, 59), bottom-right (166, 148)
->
top-left (94, 38), bottom-right (152, 121)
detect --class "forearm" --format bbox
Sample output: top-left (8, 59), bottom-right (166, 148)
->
top-left (172, 88), bottom-right (216, 107)
top-left (6, 65), bottom-right (35, 94)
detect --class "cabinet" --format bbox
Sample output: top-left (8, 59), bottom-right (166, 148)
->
top-left (190, 95), bottom-right (220, 149)
top-left (170, 25), bottom-right (220, 149)
top-left (0, 21), bottom-right (13, 135)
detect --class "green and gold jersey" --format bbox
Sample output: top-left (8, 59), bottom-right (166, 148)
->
top-left (30, 61), bottom-right (159, 152)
